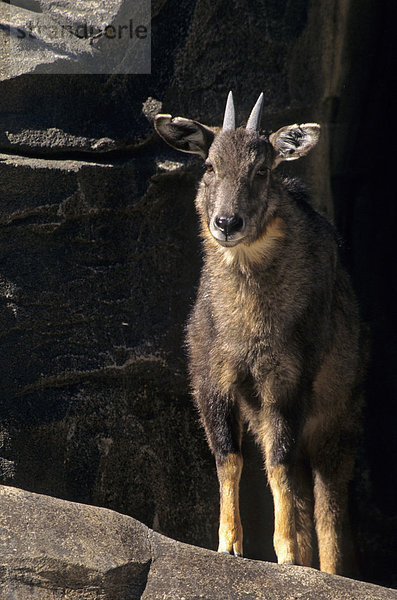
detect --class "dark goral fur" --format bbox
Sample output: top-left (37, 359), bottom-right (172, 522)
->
top-left (155, 115), bottom-right (363, 575)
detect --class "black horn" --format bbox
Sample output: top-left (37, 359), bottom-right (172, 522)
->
top-left (222, 91), bottom-right (235, 131)
top-left (246, 92), bottom-right (264, 131)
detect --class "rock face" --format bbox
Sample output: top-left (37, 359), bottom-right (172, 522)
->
top-left (0, 0), bottom-right (396, 591)
top-left (1, 485), bottom-right (396, 600)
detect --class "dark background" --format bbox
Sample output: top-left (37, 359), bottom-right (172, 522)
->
top-left (0, 0), bottom-right (396, 588)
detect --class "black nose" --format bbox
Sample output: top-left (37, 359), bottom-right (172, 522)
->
top-left (214, 215), bottom-right (244, 237)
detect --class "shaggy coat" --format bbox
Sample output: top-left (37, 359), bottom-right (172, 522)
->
top-left (154, 97), bottom-right (363, 575)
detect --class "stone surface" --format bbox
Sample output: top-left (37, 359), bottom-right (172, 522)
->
top-left (1, 485), bottom-right (396, 600)
top-left (0, 150), bottom-right (215, 549)
top-left (2, 0), bottom-right (150, 78)
top-left (0, 0), bottom-right (396, 591)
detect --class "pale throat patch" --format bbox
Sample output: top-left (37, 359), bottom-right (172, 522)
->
top-left (218, 217), bottom-right (285, 269)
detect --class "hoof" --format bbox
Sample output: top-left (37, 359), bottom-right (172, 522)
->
top-left (219, 550), bottom-right (242, 557)
top-left (220, 550), bottom-right (233, 555)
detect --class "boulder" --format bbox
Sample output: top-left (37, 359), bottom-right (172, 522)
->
top-left (1, 485), bottom-right (396, 600)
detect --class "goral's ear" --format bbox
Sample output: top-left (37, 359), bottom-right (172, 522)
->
top-left (269, 123), bottom-right (320, 168)
top-left (154, 114), bottom-right (215, 159)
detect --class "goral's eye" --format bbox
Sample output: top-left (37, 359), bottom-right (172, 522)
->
top-left (205, 161), bottom-right (214, 173)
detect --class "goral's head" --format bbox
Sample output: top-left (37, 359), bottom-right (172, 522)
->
top-left (155, 92), bottom-right (320, 248)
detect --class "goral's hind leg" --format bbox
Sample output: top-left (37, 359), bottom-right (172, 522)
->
top-left (313, 447), bottom-right (355, 575)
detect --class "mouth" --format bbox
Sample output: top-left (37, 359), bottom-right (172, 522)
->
top-left (209, 226), bottom-right (246, 247)
top-left (214, 238), bottom-right (243, 247)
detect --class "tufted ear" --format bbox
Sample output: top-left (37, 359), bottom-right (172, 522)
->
top-left (269, 123), bottom-right (320, 168)
top-left (154, 114), bottom-right (215, 159)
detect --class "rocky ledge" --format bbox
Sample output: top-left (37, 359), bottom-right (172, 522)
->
top-left (0, 485), bottom-right (395, 600)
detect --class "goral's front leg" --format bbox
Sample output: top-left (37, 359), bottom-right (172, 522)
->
top-left (267, 462), bottom-right (299, 564)
top-left (217, 453), bottom-right (243, 556)
top-left (260, 392), bottom-right (305, 566)
top-left (193, 381), bottom-right (243, 557)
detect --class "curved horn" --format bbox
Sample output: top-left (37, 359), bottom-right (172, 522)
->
top-left (246, 92), bottom-right (264, 131)
top-left (222, 91), bottom-right (235, 131)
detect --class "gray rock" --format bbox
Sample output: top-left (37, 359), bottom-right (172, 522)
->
top-left (0, 485), bottom-right (152, 599)
top-left (0, 150), bottom-right (210, 543)
top-left (1, 485), bottom-right (396, 600)
top-left (2, 0), bottom-right (150, 78)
